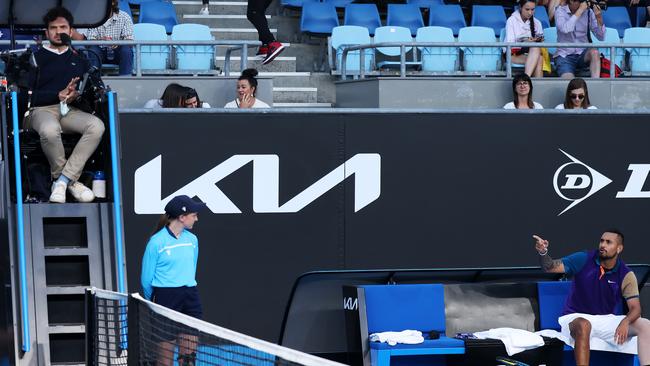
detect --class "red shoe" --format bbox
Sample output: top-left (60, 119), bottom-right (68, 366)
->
top-left (256, 45), bottom-right (269, 57)
top-left (262, 41), bottom-right (285, 65)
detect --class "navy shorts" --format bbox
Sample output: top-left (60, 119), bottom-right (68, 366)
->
top-left (152, 286), bottom-right (203, 320)
top-left (555, 49), bottom-right (591, 76)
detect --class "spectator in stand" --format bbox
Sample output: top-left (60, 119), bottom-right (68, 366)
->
top-left (554, 0), bottom-right (604, 78)
top-left (144, 83), bottom-right (211, 108)
top-left (200, 0), bottom-right (210, 15)
top-left (505, 0), bottom-right (545, 77)
top-left (246, 0), bottom-right (285, 65)
top-left (546, 0), bottom-right (566, 22)
top-left (224, 69), bottom-right (270, 108)
top-left (503, 73), bottom-right (544, 109)
top-left (72, 0), bottom-right (134, 76)
top-left (555, 77), bottom-right (597, 109)
top-left (26, 7), bottom-right (105, 203)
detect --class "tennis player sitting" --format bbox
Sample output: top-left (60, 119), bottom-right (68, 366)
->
top-left (534, 230), bottom-right (650, 366)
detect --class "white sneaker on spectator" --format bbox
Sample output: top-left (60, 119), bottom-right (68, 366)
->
top-left (199, 6), bottom-right (209, 15)
top-left (49, 181), bottom-right (67, 203)
top-left (68, 181), bottom-right (95, 203)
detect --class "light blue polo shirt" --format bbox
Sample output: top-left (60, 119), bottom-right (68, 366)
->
top-left (141, 226), bottom-right (199, 300)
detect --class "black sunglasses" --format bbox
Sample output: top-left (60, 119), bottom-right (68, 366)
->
top-left (570, 93), bottom-right (585, 100)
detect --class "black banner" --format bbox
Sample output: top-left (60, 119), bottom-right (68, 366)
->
top-left (119, 112), bottom-right (650, 342)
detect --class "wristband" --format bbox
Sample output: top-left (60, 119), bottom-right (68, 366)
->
top-left (538, 249), bottom-right (548, 256)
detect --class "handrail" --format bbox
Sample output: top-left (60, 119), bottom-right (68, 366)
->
top-left (338, 41), bottom-right (650, 79)
top-left (107, 92), bottom-right (126, 294)
top-left (10, 92), bottom-right (30, 352)
top-left (0, 39), bottom-right (261, 76)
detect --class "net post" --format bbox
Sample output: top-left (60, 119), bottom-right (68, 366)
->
top-left (85, 288), bottom-right (96, 366)
top-left (127, 294), bottom-right (140, 366)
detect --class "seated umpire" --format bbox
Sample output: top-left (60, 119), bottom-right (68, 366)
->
top-left (534, 230), bottom-right (650, 366)
top-left (25, 7), bottom-right (105, 203)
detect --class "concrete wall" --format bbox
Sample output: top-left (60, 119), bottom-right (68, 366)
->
top-left (105, 76), bottom-right (273, 109)
top-left (335, 78), bottom-right (650, 110)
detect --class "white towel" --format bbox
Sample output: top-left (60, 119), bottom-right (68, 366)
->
top-left (369, 330), bottom-right (424, 346)
top-left (538, 313), bottom-right (638, 355)
top-left (474, 327), bottom-right (546, 356)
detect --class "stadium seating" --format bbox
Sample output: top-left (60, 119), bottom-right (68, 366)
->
top-left (458, 26), bottom-right (501, 72)
top-left (133, 23), bottom-right (170, 70)
top-left (330, 26), bottom-right (373, 74)
top-left (373, 26), bottom-right (418, 69)
top-left (300, 2), bottom-right (340, 34)
top-left (499, 28), bottom-right (526, 71)
top-left (322, 0), bottom-right (355, 9)
top-left (360, 284), bottom-right (465, 366)
top-left (387, 4), bottom-right (425, 36)
top-left (171, 24), bottom-right (214, 71)
top-left (624, 27), bottom-right (650, 74)
top-left (407, 0), bottom-right (444, 9)
top-left (119, 0), bottom-right (133, 17)
top-left (537, 281), bottom-right (636, 366)
top-left (416, 26), bottom-right (458, 72)
top-left (428, 4), bottom-right (467, 37)
top-left (601, 7), bottom-right (632, 38)
top-left (128, 0), bottom-right (160, 4)
top-left (634, 6), bottom-right (647, 27)
top-left (590, 27), bottom-right (624, 68)
top-left (344, 4), bottom-right (382, 36)
top-left (543, 26), bottom-right (557, 56)
top-left (471, 5), bottom-right (507, 37)
top-left (139, 1), bottom-right (178, 34)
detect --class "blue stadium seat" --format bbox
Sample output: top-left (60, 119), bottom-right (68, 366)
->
top-left (591, 27), bottom-right (624, 67)
top-left (513, 5), bottom-right (550, 28)
top-left (624, 27), bottom-right (650, 74)
top-left (300, 2), bottom-right (340, 34)
top-left (129, 0), bottom-right (161, 4)
top-left (416, 26), bottom-right (458, 72)
top-left (387, 4), bottom-right (425, 36)
top-left (330, 26), bottom-right (373, 73)
top-left (119, 0), bottom-right (133, 17)
top-left (133, 23), bottom-right (170, 70)
top-left (373, 26), bottom-right (417, 68)
top-left (322, 0), bottom-right (355, 9)
top-left (139, 1), bottom-right (178, 34)
top-left (471, 5), bottom-right (507, 37)
top-left (602, 7), bottom-right (632, 38)
top-left (344, 3), bottom-right (382, 36)
top-left (407, 0), bottom-right (444, 9)
top-left (361, 284), bottom-right (465, 366)
top-left (172, 24), bottom-right (214, 71)
top-left (429, 4), bottom-right (467, 37)
top-left (458, 26), bottom-right (501, 72)
top-left (543, 26), bottom-right (557, 55)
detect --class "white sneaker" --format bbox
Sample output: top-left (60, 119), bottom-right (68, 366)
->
top-left (49, 181), bottom-right (67, 203)
top-left (199, 6), bottom-right (209, 15)
top-left (68, 181), bottom-right (95, 203)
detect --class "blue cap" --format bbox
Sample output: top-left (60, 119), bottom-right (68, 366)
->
top-left (164, 195), bottom-right (207, 218)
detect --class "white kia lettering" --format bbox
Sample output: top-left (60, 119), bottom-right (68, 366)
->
top-left (135, 154), bottom-right (381, 214)
top-left (343, 297), bottom-right (358, 310)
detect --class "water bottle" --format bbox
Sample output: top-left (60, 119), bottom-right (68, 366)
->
top-left (92, 171), bottom-right (106, 199)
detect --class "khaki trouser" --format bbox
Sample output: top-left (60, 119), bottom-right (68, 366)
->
top-left (24, 105), bottom-right (105, 181)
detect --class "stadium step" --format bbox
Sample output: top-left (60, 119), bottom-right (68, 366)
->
top-left (173, 0), bottom-right (248, 16)
top-left (216, 56), bottom-right (296, 73)
top-left (184, 14), bottom-right (271, 28)
top-left (273, 86), bottom-right (318, 103)
top-left (273, 102), bottom-right (333, 107)
top-left (210, 27), bottom-right (277, 41)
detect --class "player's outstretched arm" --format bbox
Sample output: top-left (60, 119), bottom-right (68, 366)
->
top-left (533, 234), bottom-right (565, 273)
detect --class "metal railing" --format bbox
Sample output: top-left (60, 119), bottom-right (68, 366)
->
top-left (0, 39), bottom-right (262, 76)
top-left (338, 41), bottom-right (650, 79)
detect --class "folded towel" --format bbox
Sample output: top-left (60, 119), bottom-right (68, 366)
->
top-left (474, 327), bottom-right (545, 356)
top-left (369, 330), bottom-right (424, 346)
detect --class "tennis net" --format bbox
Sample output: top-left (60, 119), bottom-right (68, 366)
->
top-left (87, 290), bottom-right (347, 366)
top-left (86, 287), bottom-right (128, 365)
